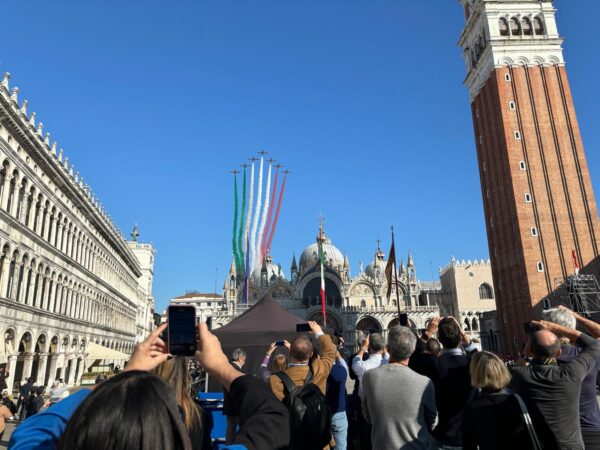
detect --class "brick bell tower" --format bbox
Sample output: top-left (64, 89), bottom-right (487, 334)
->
top-left (458, 0), bottom-right (600, 351)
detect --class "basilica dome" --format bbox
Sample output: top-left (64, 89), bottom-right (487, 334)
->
top-left (365, 247), bottom-right (389, 279)
top-left (365, 260), bottom-right (387, 278)
top-left (261, 254), bottom-right (287, 281)
top-left (299, 227), bottom-right (344, 273)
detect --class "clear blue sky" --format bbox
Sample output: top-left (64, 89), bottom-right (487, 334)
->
top-left (1, 1), bottom-right (599, 312)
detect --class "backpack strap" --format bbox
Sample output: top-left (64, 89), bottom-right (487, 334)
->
top-left (513, 393), bottom-right (542, 450)
top-left (276, 367), bottom-right (314, 395)
top-left (303, 367), bottom-right (314, 386)
top-left (275, 371), bottom-right (298, 396)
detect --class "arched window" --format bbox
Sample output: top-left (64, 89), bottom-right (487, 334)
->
top-left (510, 17), bottom-right (521, 36)
top-left (24, 187), bottom-right (35, 227)
top-left (522, 17), bottom-right (533, 36)
top-left (479, 283), bottom-right (494, 300)
top-left (6, 171), bottom-right (18, 214)
top-left (534, 16), bottom-right (544, 35)
top-left (499, 18), bottom-right (509, 36)
top-left (360, 299), bottom-right (366, 308)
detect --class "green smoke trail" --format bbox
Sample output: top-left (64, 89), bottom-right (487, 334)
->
top-left (232, 174), bottom-right (240, 273)
top-left (237, 168), bottom-right (247, 273)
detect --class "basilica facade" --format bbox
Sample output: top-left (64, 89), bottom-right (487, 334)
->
top-left (212, 226), bottom-right (442, 352)
top-left (0, 72), bottom-right (155, 390)
top-left (171, 227), bottom-right (500, 353)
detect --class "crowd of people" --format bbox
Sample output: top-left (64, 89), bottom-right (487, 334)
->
top-left (6, 305), bottom-right (600, 450)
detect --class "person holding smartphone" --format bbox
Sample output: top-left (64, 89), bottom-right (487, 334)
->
top-left (260, 341), bottom-right (290, 382)
top-left (10, 323), bottom-right (291, 450)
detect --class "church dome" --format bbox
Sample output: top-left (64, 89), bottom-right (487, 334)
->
top-left (299, 227), bottom-right (344, 273)
top-left (365, 247), bottom-right (395, 280)
top-left (365, 259), bottom-right (387, 278)
top-left (261, 254), bottom-right (287, 282)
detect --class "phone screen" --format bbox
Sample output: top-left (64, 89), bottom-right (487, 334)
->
top-left (275, 340), bottom-right (285, 347)
top-left (296, 323), bottom-right (311, 332)
top-left (168, 306), bottom-right (197, 356)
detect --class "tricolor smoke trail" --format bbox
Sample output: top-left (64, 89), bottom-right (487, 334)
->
top-left (266, 171), bottom-right (287, 255)
top-left (236, 167), bottom-right (247, 273)
top-left (243, 162), bottom-right (255, 276)
top-left (261, 167), bottom-right (279, 260)
top-left (249, 157), bottom-right (264, 276)
top-left (256, 162), bottom-right (272, 272)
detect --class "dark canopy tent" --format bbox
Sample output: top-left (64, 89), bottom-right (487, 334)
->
top-left (209, 294), bottom-right (305, 391)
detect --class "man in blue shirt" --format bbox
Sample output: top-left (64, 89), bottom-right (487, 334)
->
top-left (327, 348), bottom-right (348, 450)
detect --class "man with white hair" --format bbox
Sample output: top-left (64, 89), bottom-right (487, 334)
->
top-left (362, 326), bottom-right (438, 449)
top-left (510, 318), bottom-right (600, 449)
top-left (544, 306), bottom-right (600, 449)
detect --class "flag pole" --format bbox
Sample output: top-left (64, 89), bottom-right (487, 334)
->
top-left (392, 226), bottom-right (402, 319)
top-left (318, 216), bottom-right (327, 326)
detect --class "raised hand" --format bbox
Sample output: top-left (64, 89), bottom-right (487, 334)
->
top-left (308, 320), bottom-right (323, 336)
top-left (425, 317), bottom-right (441, 339)
top-left (125, 323), bottom-right (170, 372)
top-left (195, 323), bottom-right (243, 390)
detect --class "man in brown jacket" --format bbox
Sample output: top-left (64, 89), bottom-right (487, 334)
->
top-left (268, 320), bottom-right (336, 401)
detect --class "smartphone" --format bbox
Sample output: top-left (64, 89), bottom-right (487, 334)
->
top-left (296, 323), bottom-right (311, 332)
top-left (399, 313), bottom-right (409, 327)
top-left (275, 340), bottom-right (286, 347)
top-left (167, 305), bottom-right (197, 356)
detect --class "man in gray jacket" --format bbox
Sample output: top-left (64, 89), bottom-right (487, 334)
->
top-left (362, 325), bottom-right (438, 449)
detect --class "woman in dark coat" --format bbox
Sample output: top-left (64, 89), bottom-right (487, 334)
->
top-left (463, 351), bottom-right (535, 450)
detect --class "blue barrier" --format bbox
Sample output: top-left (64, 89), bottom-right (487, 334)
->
top-left (197, 392), bottom-right (227, 445)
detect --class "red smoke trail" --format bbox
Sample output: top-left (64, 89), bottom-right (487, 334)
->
top-left (261, 168), bottom-right (279, 257)
top-left (266, 173), bottom-right (287, 254)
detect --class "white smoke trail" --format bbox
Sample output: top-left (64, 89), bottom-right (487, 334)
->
top-left (249, 157), bottom-right (264, 277)
top-left (256, 162), bottom-right (272, 273)
top-left (243, 161), bottom-right (255, 275)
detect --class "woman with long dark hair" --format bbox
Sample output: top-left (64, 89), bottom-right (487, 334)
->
top-left (152, 357), bottom-right (211, 450)
top-left (57, 371), bottom-right (191, 450)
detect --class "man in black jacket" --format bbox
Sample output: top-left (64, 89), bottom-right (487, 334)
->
top-left (510, 320), bottom-right (600, 450)
top-left (17, 377), bottom-right (33, 421)
top-left (224, 348), bottom-right (246, 443)
top-left (409, 317), bottom-right (477, 448)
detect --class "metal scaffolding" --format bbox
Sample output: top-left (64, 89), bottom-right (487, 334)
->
top-left (555, 274), bottom-right (600, 315)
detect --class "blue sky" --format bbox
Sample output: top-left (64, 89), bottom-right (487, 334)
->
top-left (1, 1), bottom-right (598, 312)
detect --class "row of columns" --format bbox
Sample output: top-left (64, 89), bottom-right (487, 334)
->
top-left (4, 352), bottom-right (85, 391)
top-left (0, 262), bottom-right (135, 334)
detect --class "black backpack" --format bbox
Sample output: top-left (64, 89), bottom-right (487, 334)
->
top-left (276, 369), bottom-right (332, 450)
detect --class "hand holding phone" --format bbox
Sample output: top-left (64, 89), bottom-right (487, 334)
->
top-left (296, 323), bottom-right (311, 332)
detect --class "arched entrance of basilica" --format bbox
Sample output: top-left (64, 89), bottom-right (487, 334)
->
top-left (356, 316), bottom-right (382, 334)
top-left (307, 311), bottom-right (343, 336)
top-left (302, 278), bottom-right (342, 308)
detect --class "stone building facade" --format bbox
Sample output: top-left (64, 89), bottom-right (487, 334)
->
top-left (459, 0), bottom-right (600, 352)
top-left (437, 258), bottom-right (500, 352)
top-left (0, 72), bottom-right (155, 390)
